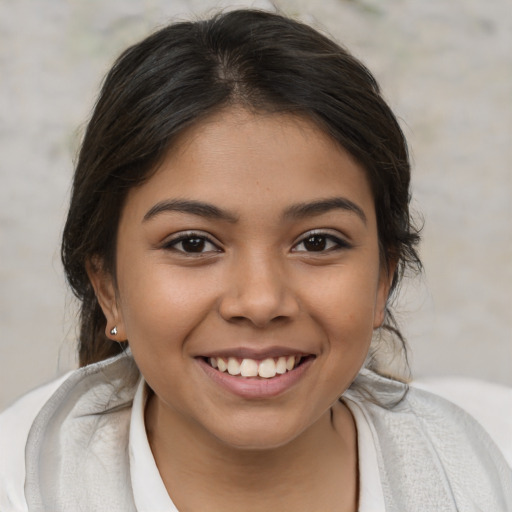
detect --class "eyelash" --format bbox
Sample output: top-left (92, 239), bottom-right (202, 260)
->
top-left (162, 230), bottom-right (351, 255)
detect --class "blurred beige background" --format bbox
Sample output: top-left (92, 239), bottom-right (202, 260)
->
top-left (1, 0), bottom-right (511, 410)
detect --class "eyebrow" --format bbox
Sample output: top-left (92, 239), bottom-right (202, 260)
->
top-left (143, 196), bottom-right (367, 225)
top-left (143, 199), bottom-right (239, 223)
top-left (283, 197), bottom-right (367, 224)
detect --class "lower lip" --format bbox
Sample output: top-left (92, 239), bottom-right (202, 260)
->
top-left (197, 357), bottom-right (314, 399)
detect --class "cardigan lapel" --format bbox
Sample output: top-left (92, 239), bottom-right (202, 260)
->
top-left (25, 353), bottom-right (140, 512)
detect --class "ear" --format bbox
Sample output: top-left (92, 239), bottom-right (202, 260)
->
top-left (86, 257), bottom-right (127, 341)
top-left (373, 259), bottom-right (397, 329)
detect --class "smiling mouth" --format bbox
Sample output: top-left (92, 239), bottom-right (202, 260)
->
top-left (203, 355), bottom-right (310, 379)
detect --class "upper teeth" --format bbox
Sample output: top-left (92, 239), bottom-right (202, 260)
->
top-left (209, 356), bottom-right (299, 379)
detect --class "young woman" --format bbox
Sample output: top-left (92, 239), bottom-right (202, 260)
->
top-left (1, 9), bottom-right (510, 512)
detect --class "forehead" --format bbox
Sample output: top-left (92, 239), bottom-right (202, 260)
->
top-left (123, 108), bottom-right (375, 223)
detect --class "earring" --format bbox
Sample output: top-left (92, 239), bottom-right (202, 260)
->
top-left (110, 326), bottom-right (118, 336)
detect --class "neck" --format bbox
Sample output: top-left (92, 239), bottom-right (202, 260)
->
top-left (145, 393), bottom-right (358, 512)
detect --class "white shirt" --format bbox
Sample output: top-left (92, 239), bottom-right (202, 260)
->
top-left (129, 379), bottom-right (177, 511)
top-left (129, 378), bottom-right (386, 511)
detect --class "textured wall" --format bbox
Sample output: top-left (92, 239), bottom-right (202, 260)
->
top-left (1, 0), bottom-right (511, 410)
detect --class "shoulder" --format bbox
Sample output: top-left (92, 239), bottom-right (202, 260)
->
top-left (401, 384), bottom-right (512, 491)
top-left (350, 369), bottom-right (512, 460)
top-left (347, 369), bottom-right (512, 509)
top-left (411, 376), bottom-right (512, 467)
top-left (0, 372), bottom-right (72, 512)
top-left (367, 373), bottom-right (511, 468)
top-left (0, 353), bottom-right (140, 511)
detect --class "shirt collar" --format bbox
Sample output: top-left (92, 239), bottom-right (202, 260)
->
top-left (344, 397), bottom-right (386, 511)
top-left (129, 378), bottom-right (178, 512)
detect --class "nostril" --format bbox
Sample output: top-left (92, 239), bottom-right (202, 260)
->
top-left (226, 314), bottom-right (292, 327)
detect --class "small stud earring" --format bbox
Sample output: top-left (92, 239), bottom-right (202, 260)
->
top-left (110, 326), bottom-right (118, 336)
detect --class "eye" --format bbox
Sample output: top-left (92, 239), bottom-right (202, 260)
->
top-left (163, 232), bottom-right (220, 254)
top-left (292, 232), bottom-right (350, 253)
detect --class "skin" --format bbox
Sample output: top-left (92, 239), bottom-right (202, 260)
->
top-left (89, 108), bottom-right (393, 511)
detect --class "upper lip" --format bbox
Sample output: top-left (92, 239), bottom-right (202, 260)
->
top-left (198, 346), bottom-right (313, 360)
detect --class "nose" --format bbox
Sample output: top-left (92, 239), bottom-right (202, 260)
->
top-left (218, 252), bottom-right (300, 328)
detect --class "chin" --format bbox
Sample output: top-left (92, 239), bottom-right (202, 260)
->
top-left (207, 412), bottom-right (313, 452)
top-left (217, 432), bottom-right (300, 452)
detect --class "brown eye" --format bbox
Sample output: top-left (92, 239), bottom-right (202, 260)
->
top-left (303, 235), bottom-right (327, 251)
top-left (292, 232), bottom-right (350, 253)
top-left (164, 233), bottom-right (220, 254)
top-left (181, 237), bottom-right (206, 253)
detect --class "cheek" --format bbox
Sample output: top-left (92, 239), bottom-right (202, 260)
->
top-left (116, 261), bottom-right (221, 351)
top-left (298, 263), bottom-right (380, 333)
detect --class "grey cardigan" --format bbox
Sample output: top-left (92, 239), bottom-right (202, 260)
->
top-left (10, 354), bottom-right (512, 511)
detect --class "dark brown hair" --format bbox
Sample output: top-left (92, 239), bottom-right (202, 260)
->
top-left (61, 9), bottom-right (421, 369)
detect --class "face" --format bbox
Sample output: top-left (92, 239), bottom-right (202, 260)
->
top-left (91, 108), bottom-right (391, 450)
